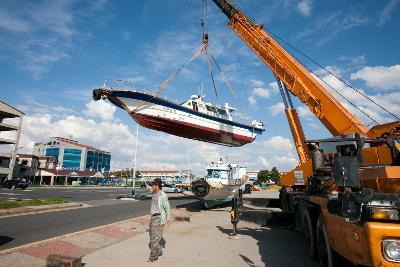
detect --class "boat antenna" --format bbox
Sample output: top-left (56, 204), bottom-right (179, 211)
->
top-left (103, 77), bottom-right (107, 88)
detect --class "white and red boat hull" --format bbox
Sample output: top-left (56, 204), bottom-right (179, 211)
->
top-left (93, 89), bottom-right (264, 147)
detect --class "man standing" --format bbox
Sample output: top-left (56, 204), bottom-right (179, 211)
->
top-left (147, 178), bottom-right (171, 262)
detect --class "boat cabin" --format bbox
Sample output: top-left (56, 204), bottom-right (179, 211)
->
top-left (182, 95), bottom-right (236, 121)
top-left (206, 159), bottom-right (246, 186)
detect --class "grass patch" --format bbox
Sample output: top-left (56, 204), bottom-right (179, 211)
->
top-left (0, 198), bottom-right (69, 210)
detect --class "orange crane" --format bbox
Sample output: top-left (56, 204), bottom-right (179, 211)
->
top-left (211, 0), bottom-right (400, 266)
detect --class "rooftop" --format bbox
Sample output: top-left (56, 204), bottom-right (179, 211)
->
top-left (0, 100), bottom-right (25, 118)
top-left (44, 137), bottom-right (110, 154)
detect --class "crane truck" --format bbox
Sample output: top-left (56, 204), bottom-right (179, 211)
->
top-left (211, 0), bottom-right (400, 266)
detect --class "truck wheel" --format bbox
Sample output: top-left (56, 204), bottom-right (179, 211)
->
top-left (303, 209), bottom-right (318, 259)
top-left (317, 214), bottom-right (335, 267)
top-left (279, 188), bottom-right (288, 211)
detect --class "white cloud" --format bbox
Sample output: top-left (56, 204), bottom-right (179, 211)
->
top-left (297, 0), bottom-right (312, 16)
top-left (84, 100), bottom-right (117, 121)
top-left (378, 0), bottom-right (399, 26)
top-left (313, 66), bottom-right (400, 126)
top-left (350, 65), bottom-right (400, 90)
top-left (247, 80), bottom-right (277, 105)
top-left (263, 135), bottom-right (293, 151)
top-left (297, 11), bottom-right (368, 46)
top-left (0, 6), bottom-right (33, 33)
top-left (338, 55), bottom-right (366, 67)
top-left (12, 98), bottom-right (301, 175)
top-left (297, 106), bottom-right (314, 119)
top-left (121, 30), bottom-right (131, 42)
top-left (0, 1), bottom-right (111, 79)
top-left (268, 102), bottom-right (285, 116)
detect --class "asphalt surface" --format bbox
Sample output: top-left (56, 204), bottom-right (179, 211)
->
top-left (0, 187), bottom-right (145, 202)
top-left (0, 188), bottom-right (197, 250)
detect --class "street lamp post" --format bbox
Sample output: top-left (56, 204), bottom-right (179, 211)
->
top-left (8, 146), bottom-right (23, 180)
top-left (132, 124), bottom-right (139, 196)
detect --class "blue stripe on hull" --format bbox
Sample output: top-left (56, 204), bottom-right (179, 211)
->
top-left (110, 90), bottom-right (264, 134)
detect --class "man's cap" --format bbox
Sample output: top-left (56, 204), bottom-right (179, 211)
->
top-left (150, 178), bottom-right (162, 187)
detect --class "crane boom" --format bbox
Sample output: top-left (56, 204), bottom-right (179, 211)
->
top-left (211, 0), bottom-right (370, 137)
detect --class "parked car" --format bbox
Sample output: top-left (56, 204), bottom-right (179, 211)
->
top-left (162, 184), bottom-right (183, 193)
top-left (1, 178), bottom-right (28, 189)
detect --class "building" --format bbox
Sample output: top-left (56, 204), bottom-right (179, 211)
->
top-left (14, 154), bottom-right (57, 182)
top-left (139, 170), bottom-right (192, 184)
top-left (247, 170), bottom-right (259, 184)
top-left (14, 153), bottom-right (115, 186)
top-left (33, 137), bottom-right (111, 172)
top-left (0, 100), bottom-right (24, 181)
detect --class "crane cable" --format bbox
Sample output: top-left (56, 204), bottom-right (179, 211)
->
top-left (205, 48), bottom-right (219, 101)
top-left (211, 54), bottom-right (242, 110)
top-left (267, 30), bottom-right (400, 122)
top-left (154, 0), bottom-right (243, 112)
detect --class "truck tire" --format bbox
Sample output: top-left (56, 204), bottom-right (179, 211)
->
top-left (279, 188), bottom-right (288, 211)
top-left (317, 214), bottom-right (336, 267)
top-left (303, 209), bottom-right (318, 259)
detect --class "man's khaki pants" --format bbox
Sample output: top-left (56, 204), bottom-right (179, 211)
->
top-left (149, 214), bottom-right (163, 259)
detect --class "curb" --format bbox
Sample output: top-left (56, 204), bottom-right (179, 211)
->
top-left (0, 202), bottom-right (85, 218)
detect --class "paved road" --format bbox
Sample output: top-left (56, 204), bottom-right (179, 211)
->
top-left (0, 187), bottom-right (145, 202)
top-left (0, 188), bottom-right (197, 250)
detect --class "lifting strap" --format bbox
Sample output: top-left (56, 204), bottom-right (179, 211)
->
top-left (211, 55), bottom-right (241, 109)
top-left (154, 44), bottom-right (206, 96)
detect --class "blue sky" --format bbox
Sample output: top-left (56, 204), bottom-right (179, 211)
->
top-left (0, 0), bottom-right (399, 174)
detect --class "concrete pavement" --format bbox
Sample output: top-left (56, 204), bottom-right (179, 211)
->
top-left (83, 205), bottom-right (318, 267)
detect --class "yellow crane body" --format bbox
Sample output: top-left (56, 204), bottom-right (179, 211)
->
top-left (211, 0), bottom-right (400, 266)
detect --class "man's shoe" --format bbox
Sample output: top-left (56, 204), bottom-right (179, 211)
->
top-left (147, 257), bottom-right (158, 262)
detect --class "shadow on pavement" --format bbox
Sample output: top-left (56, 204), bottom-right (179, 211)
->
top-left (216, 226), bottom-right (318, 267)
top-left (243, 197), bottom-right (281, 209)
top-left (241, 208), bottom-right (295, 228)
top-left (0, 235), bottom-right (14, 246)
top-left (239, 254), bottom-right (257, 267)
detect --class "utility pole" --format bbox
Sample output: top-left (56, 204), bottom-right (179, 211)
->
top-left (132, 124), bottom-right (139, 196)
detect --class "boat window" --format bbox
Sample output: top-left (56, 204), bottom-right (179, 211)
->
top-left (206, 106), bottom-right (212, 111)
top-left (213, 171), bottom-right (220, 179)
top-left (192, 101), bottom-right (198, 111)
top-left (218, 109), bottom-right (227, 117)
top-left (220, 171), bottom-right (228, 179)
top-left (207, 169), bottom-right (213, 178)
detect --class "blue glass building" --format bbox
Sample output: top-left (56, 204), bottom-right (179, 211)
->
top-left (34, 137), bottom-right (111, 172)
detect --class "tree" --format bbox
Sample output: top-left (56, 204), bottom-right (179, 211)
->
top-left (256, 169), bottom-right (270, 183)
top-left (255, 167), bottom-right (281, 184)
top-left (269, 167), bottom-right (280, 184)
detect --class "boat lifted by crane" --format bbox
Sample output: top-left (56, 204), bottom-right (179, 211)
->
top-left (93, 88), bottom-right (264, 147)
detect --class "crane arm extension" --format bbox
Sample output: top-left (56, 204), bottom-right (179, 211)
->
top-left (211, 0), bottom-right (369, 137)
top-left (285, 108), bottom-right (310, 164)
